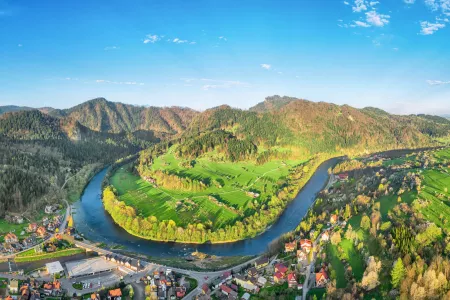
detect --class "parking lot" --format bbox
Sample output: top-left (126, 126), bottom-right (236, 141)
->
top-left (71, 271), bottom-right (122, 291)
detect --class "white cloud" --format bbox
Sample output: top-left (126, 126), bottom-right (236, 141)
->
top-left (403, 0), bottom-right (415, 4)
top-left (365, 10), bottom-right (390, 26)
top-left (393, 47), bottom-right (399, 51)
top-left (344, 1), bottom-right (350, 5)
top-left (352, 0), bottom-right (368, 12)
top-left (370, 1), bottom-right (379, 6)
top-left (95, 79), bottom-right (145, 85)
top-left (425, 0), bottom-right (440, 11)
top-left (426, 79), bottom-right (450, 85)
top-left (420, 20), bottom-right (446, 34)
top-left (353, 20), bottom-right (371, 27)
top-left (17, 44), bottom-right (22, 47)
top-left (219, 36), bottom-right (227, 41)
top-left (104, 46), bottom-right (119, 50)
top-left (143, 34), bottom-right (160, 44)
top-left (261, 64), bottom-right (271, 70)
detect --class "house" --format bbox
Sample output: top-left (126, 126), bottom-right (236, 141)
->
top-left (274, 263), bottom-right (288, 275)
top-left (297, 250), bottom-right (308, 263)
top-left (247, 267), bottom-right (258, 279)
top-left (91, 293), bottom-right (100, 300)
top-left (274, 272), bottom-right (285, 284)
top-left (315, 268), bottom-right (329, 287)
top-left (14, 216), bottom-right (24, 224)
top-left (233, 275), bottom-right (248, 287)
top-left (5, 233), bottom-right (18, 243)
top-left (241, 293), bottom-right (251, 300)
top-left (201, 283), bottom-right (210, 295)
top-left (254, 257), bottom-right (269, 269)
top-left (108, 288), bottom-right (122, 300)
top-left (321, 231), bottom-right (330, 242)
top-left (287, 273), bottom-right (298, 289)
top-left (300, 239), bottom-right (312, 253)
top-left (285, 241), bottom-right (296, 253)
top-left (10, 279), bottom-right (19, 294)
top-left (176, 286), bottom-right (186, 298)
top-left (257, 276), bottom-right (267, 286)
top-left (220, 285), bottom-right (233, 296)
top-left (330, 214), bottom-right (338, 224)
top-left (36, 226), bottom-right (46, 237)
top-left (337, 173), bottom-right (349, 181)
top-left (222, 271), bottom-right (232, 281)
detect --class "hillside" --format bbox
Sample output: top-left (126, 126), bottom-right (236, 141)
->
top-left (0, 110), bottom-right (153, 219)
top-left (62, 98), bottom-right (199, 136)
top-left (0, 105), bottom-right (34, 115)
top-left (103, 96), bottom-right (450, 244)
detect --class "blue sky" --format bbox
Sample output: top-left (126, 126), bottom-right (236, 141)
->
top-left (0, 0), bottom-right (449, 114)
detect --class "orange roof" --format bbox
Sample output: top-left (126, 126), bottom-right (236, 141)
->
top-left (300, 239), bottom-right (312, 248)
top-left (53, 281), bottom-right (61, 290)
top-left (109, 289), bottom-right (122, 297)
top-left (91, 294), bottom-right (98, 300)
top-left (316, 269), bottom-right (328, 282)
top-left (43, 283), bottom-right (53, 290)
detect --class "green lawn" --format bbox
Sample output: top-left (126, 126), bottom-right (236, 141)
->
top-left (0, 219), bottom-right (28, 236)
top-left (14, 248), bottom-right (85, 262)
top-left (326, 243), bottom-right (347, 288)
top-left (110, 149), bottom-right (303, 229)
top-left (339, 239), bottom-right (364, 281)
top-left (0, 278), bottom-right (8, 288)
top-left (378, 191), bottom-right (417, 220)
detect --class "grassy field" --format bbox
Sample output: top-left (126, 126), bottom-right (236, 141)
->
top-left (110, 147), bottom-right (303, 229)
top-left (339, 239), bottom-right (364, 281)
top-left (326, 243), bottom-right (347, 288)
top-left (14, 248), bottom-right (85, 262)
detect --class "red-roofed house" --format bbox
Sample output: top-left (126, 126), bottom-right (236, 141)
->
top-left (285, 241), bottom-right (296, 252)
top-left (176, 286), bottom-right (186, 298)
top-left (220, 285), bottom-right (233, 296)
top-left (274, 272), bottom-right (285, 284)
top-left (337, 173), bottom-right (349, 181)
top-left (287, 273), bottom-right (298, 289)
top-left (274, 263), bottom-right (288, 274)
top-left (201, 283), bottom-right (210, 295)
top-left (315, 269), bottom-right (329, 287)
top-left (28, 223), bottom-right (38, 232)
top-left (300, 239), bottom-right (312, 253)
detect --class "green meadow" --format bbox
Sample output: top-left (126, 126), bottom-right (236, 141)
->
top-left (110, 148), bottom-right (304, 229)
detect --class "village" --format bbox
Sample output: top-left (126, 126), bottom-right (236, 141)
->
top-left (0, 205), bottom-right (66, 256)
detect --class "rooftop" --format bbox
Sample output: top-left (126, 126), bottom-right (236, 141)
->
top-left (66, 257), bottom-right (117, 277)
top-left (46, 261), bottom-right (64, 275)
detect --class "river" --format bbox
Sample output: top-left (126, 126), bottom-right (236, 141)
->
top-left (72, 157), bottom-right (340, 257)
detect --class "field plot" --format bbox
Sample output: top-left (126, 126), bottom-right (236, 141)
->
top-left (110, 149), bottom-right (303, 229)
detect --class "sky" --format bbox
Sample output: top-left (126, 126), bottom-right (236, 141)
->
top-left (0, 0), bottom-right (450, 115)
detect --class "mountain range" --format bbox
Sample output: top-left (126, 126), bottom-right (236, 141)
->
top-left (1, 95), bottom-right (450, 217)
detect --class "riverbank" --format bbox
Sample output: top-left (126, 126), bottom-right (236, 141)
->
top-left (102, 152), bottom-right (336, 244)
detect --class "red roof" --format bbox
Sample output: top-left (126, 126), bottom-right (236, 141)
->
top-left (275, 263), bottom-right (288, 274)
top-left (220, 285), bottom-right (233, 294)
top-left (338, 173), bottom-right (349, 179)
top-left (274, 272), bottom-right (284, 279)
top-left (287, 273), bottom-right (297, 281)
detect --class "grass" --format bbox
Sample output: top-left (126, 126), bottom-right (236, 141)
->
top-left (338, 239), bottom-right (364, 281)
top-left (377, 191), bottom-right (417, 220)
top-left (16, 248), bottom-right (37, 257)
top-left (73, 283), bottom-right (83, 290)
top-left (0, 278), bottom-right (8, 288)
top-left (14, 248), bottom-right (85, 262)
top-left (326, 243), bottom-right (347, 288)
top-left (110, 148), bottom-right (303, 229)
top-left (0, 219), bottom-right (28, 236)
top-left (185, 277), bottom-right (198, 293)
top-left (307, 288), bottom-right (326, 300)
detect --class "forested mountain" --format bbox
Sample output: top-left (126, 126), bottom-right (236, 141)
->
top-left (0, 110), bottom-right (154, 217)
top-left (60, 98), bottom-right (198, 135)
top-left (176, 96), bottom-right (447, 162)
top-left (0, 105), bottom-right (34, 115)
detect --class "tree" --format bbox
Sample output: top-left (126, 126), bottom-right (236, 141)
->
top-left (391, 258), bottom-right (405, 288)
top-left (331, 231), bottom-right (341, 245)
top-left (361, 215), bottom-right (371, 231)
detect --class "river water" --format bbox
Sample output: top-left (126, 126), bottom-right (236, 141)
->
top-left (72, 158), bottom-right (340, 257)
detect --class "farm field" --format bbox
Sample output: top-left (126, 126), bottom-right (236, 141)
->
top-left (110, 148), bottom-right (304, 229)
